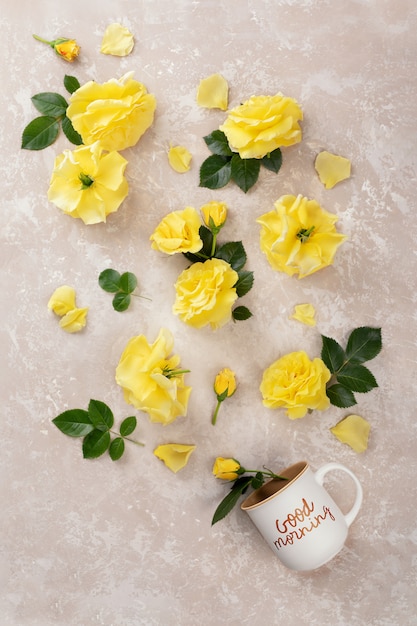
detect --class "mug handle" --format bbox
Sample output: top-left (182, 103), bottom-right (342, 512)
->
top-left (314, 462), bottom-right (363, 527)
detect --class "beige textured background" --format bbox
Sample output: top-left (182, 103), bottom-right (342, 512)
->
top-left (1, 1), bottom-right (416, 625)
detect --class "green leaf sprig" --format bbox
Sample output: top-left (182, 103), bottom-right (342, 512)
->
top-left (99, 269), bottom-right (151, 312)
top-left (199, 130), bottom-right (282, 193)
top-left (321, 326), bottom-right (382, 408)
top-left (183, 223), bottom-right (254, 322)
top-left (52, 399), bottom-right (144, 461)
top-left (212, 465), bottom-right (288, 525)
top-left (21, 75), bottom-right (82, 150)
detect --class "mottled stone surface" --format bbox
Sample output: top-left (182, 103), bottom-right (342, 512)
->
top-left (1, 1), bottom-right (416, 625)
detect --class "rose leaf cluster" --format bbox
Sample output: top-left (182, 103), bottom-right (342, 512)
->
top-left (52, 399), bottom-right (144, 461)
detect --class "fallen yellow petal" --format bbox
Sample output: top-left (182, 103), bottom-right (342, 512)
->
top-left (100, 23), bottom-right (134, 56)
top-left (168, 145), bottom-right (192, 173)
top-left (153, 444), bottom-right (196, 473)
top-left (59, 307), bottom-right (89, 333)
top-left (48, 285), bottom-right (77, 316)
top-left (330, 414), bottom-right (370, 453)
top-left (291, 303), bottom-right (316, 326)
top-left (196, 73), bottom-right (229, 110)
top-left (315, 151), bottom-right (351, 189)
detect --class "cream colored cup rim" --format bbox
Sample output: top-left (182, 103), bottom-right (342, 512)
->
top-left (240, 461), bottom-right (309, 510)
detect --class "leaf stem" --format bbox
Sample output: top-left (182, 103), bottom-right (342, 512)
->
top-left (110, 429), bottom-right (145, 447)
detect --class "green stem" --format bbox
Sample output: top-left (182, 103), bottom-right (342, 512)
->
top-left (210, 233), bottom-right (217, 257)
top-left (211, 400), bottom-right (222, 425)
top-left (243, 469), bottom-right (288, 481)
top-left (33, 34), bottom-right (53, 45)
top-left (110, 429), bottom-right (145, 446)
top-left (131, 292), bottom-right (152, 302)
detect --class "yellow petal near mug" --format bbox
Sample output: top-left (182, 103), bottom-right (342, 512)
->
top-left (241, 461), bottom-right (362, 571)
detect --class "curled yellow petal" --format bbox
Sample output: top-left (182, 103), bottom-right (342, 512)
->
top-left (48, 285), bottom-right (76, 316)
top-left (330, 414), bottom-right (370, 453)
top-left (291, 303), bottom-right (316, 326)
top-left (59, 307), bottom-right (89, 333)
top-left (168, 145), bottom-right (192, 173)
top-left (196, 73), bottom-right (229, 110)
top-left (100, 23), bottom-right (134, 56)
top-left (153, 444), bottom-right (196, 473)
top-left (315, 151), bottom-right (351, 189)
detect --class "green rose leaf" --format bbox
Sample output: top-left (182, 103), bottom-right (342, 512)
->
top-left (99, 269), bottom-right (122, 293)
top-left (235, 270), bottom-right (254, 297)
top-left (109, 437), bottom-right (125, 461)
top-left (321, 335), bottom-right (346, 373)
top-left (215, 241), bottom-right (247, 271)
top-left (203, 130), bottom-right (233, 157)
top-left (326, 384), bottom-right (357, 408)
top-left (120, 416), bottom-right (137, 437)
top-left (232, 305), bottom-right (253, 321)
top-left (261, 148), bottom-right (283, 173)
top-left (64, 74), bottom-right (81, 94)
top-left (88, 399), bottom-right (114, 431)
top-left (31, 92), bottom-right (68, 117)
top-left (212, 477), bottom-right (252, 525)
top-left (82, 429), bottom-right (111, 459)
top-left (112, 292), bottom-right (131, 312)
top-left (21, 116), bottom-right (60, 150)
top-left (345, 327), bottom-right (382, 364)
top-left (230, 154), bottom-right (261, 193)
top-left (199, 155), bottom-right (232, 190)
top-left (61, 115), bottom-right (83, 145)
top-left (52, 409), bottom-right (94, 438)
top-left (337, 363), bottom-right (378, 393)
top-left (119, 272), bottom-right (138, 294)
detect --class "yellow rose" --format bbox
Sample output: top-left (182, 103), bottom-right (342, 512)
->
top-left (257, 194), bottom-right (347, 278)
top-left (67, 72), bottom-right (156, 152)
top-left (214, 368), bottom-right (237, 398)
top-left (153, 444), bottom-right (196, 473)
top-left (150, 207), bottom-right (203, 255)
top-left (47, 142), bottom-right (128, 225)
top-left (219, 93), bottom-right (303, 159)
top-left (115, 328), bottom-right (191, 425)
top-left (48, 285), bottom-right (76, 316)
top-left (54, 39), bottom-right (80, 62)
top-left (173, 258), bottom-right (238, 330)
top-left (212, 457), bottom-right (241, 480)
top-left (260, 350), bottom-right (331, 419)
top-left (201, 201), bottom-right (227, 230)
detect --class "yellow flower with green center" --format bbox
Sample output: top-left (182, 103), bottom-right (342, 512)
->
top-left (115, 328), bottom-right (191, 425)
top-left (47, 142), bottom-right (128, 225)
top-left (257, 194), bottom-right (347, 278)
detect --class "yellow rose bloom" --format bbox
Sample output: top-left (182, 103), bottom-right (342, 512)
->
top-left (48, 285), bottom-right (76, 316)
top-left (59, 307), bottom-right (89, 333)
top-left (115, 328), bottom-right (191, 425)
top-left (201, 201), bottom-right (227, 230)
top-left (219, 93), bottom-right (303, 159)
top-left (67, 72), bottom-right (156, 152)
top-left (153, 443), bottom-right (196, 473)
top-left (150, 207), bottom-right (203, 255)
top-left (47, 142), bottom-right (128, 225)
top-left (330, 414), bottom-right (370, 453)
top-left (100, 23), bottom-right (134, 56)
top-left (196, 73), bottom-right (229, 110)
top-left (315, 151), bottom-right (351, 189)
top-left (212, 457), bottom-right (241, 480)
top-left (168, 145), bottom-right (192, 173)
top-left (260, 350), bottom-right (331, 419)
top-left (173, 258), bottom-right (238, 330)
top-left (214, 368), bottom-right (237, 398)
top-left (257, 194), bottom-right (347, 278)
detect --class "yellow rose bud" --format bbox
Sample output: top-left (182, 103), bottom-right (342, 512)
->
top-left (201, 201), bottom-right (227, 230)
top-left (153, 444), bottom-right (196, 473)
top-left (33, 35), bottom-right (80, 62)
top-left (214, 368), bottom-right (236, 398)
top-left (212, 457), bottom-right (241, 481)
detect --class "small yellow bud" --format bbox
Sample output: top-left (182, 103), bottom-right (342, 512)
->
top-left (212, 457), bottom-right (241, 480)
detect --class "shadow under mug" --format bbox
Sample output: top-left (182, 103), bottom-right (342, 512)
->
top-left (241, 461), bottom-right (363, 571)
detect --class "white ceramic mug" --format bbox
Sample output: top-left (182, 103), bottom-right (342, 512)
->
top-left (241, 461), bottom-right (363, 571)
